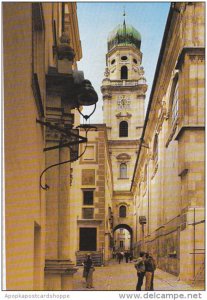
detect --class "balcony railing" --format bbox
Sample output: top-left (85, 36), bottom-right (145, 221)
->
top-left (110, 79), bottom-right (146, 87)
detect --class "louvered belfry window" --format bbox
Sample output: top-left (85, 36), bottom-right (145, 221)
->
top-left (119, 205), bottom-right (127, 218)
top-left (121, 66), bottom-right (128, 79)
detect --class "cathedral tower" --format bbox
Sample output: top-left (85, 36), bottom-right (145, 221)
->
top-left (101, 20), bottom-right (147, 192)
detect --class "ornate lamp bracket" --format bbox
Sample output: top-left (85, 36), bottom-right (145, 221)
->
top-left (36, 119), bottom-right (97, 190)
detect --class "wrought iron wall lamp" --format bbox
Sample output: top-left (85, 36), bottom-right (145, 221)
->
top-left (38, 72), bottom-right (98, 190)
top-left (72, 71), bottom-right (98, 121)
top-left (37, 119), bottom-right (97, 190)
top-left (38, 32), bottom-right (99, 190)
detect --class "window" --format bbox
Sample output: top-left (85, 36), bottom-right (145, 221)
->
top-left (111, 59), bottom-right (115, 65)
top-left (120, 241), bottom-right (124, 248)
top-left (82, 208), bottom-right (94, 219)
top-left (83, 145), bottom-right (95, 161)
top-left (121, 56), bottom-right (128, 61)
top-left (119, 121), bottom-right (128, 137)
top-left (120, 163), bottom-right (127, 179)
top-left (83, 190), bottom-right (94, 205)
top-left (121, 66), bottom-right (128, 79)
top-left (153, 134), bottom-right (158, 163)
top-left (133, 58), bottom-right (138, 64)
top-left (172, 82), bottom-right (179, 126)
top-left (119, 205), bottom-right (127, 218)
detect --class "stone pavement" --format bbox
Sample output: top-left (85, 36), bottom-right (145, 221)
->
top-left (73, 259), bottom-right (204, 291)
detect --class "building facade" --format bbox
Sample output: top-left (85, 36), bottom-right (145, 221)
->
top-left (70, 125), bottom-right (114, 265)
top-left (131, 2), bottom-right (205, 282)
top-left (4, 2), bottom-right (97, 290)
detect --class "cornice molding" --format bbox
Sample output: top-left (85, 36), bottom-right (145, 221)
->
top-left (176, 47), bottom-right (205, 70)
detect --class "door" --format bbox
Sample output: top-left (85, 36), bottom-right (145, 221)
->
top-left (79, 228), bottom-right (97, 251)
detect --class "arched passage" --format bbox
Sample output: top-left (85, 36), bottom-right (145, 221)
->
top-left (113, 224), bottom-right (133, 251)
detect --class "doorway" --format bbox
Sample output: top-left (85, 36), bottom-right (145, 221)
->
top-left (79, 228), bottom-right (97, 251)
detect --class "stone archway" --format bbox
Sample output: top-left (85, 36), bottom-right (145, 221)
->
top-left (113, 224), bottom-right (133, 250)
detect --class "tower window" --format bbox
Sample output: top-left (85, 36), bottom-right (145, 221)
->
top-left (120, 163), bottom-right (127, 179)
top-left (119, 121), bottom-right (128, 137)
top-left (111, 59), bottom-right (115, 65)
top-left (119, 205), bottom-right (127, 218)
top-left (121, 66), bottom-right (128, 79)
top-left (133, 58), bottom-right (137, 64)
top-left (121, 56), bottom-right (128, 61)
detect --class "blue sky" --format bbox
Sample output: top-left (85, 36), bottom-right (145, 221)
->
top-left (77, 2), bottom-right (170, 123)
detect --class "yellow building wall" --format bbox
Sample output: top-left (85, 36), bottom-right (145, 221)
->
top-left (4, 2), bottom-right (83, 290)
top-left (4, 3), bottom-right (47, 290)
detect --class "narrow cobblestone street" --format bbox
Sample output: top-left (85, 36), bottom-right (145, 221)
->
top-left (73, 259), bottom-right (204, 291)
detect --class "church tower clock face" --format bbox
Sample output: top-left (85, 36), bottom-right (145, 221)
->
top-left (101, 17), bottom-right (147, 192)
top-left (117, 95), bottom-right (130, 110)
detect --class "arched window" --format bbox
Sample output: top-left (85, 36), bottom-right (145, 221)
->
top-left (119, 205), bottom-right (127, 218)
top-left (119, 121), bottom-right (128, 137)
top-left (120, 163), bottom-right (127, 178)
top-left (121, 66), bottom-right (128, 79)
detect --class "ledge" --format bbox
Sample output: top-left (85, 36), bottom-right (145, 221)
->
top-left (77, 219), bottom-right (103, 225)
top-left (175, 125), bottom-right (205, 140)
top-left (45, 259), bottom-right (78, 275)
top-left (176, 47), bottom-right (205, 70)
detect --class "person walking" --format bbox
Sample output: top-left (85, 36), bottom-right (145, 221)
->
top-left (82, 255), bottom-right (88, 283)
top-left (129, 252), bottom-right (133, 262)
top-left (118, 252), bottom-right (123, 264)
top-left (144, 253), bottom-right (155, 291)
top-left (124, 251), bottom-right (130, 263)
top-left (134, 251), bottom-right (146, 291)
top-left (85, 254), bottom-right (95, 289)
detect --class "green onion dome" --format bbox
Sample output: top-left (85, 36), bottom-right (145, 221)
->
top-left (107, 23), bottom-right (141, 51)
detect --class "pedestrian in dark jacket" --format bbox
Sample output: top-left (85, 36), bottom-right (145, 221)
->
top-left (145, 253), bottom-right (156, 290)
top-left (124, 251), bottom-right (130, 263)
top-left (118, 252), bottom-right (123, 264)
top-left (85, 254), bottom-right (95, 289)
top-left (134, 251), bottom-right (146, 290)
